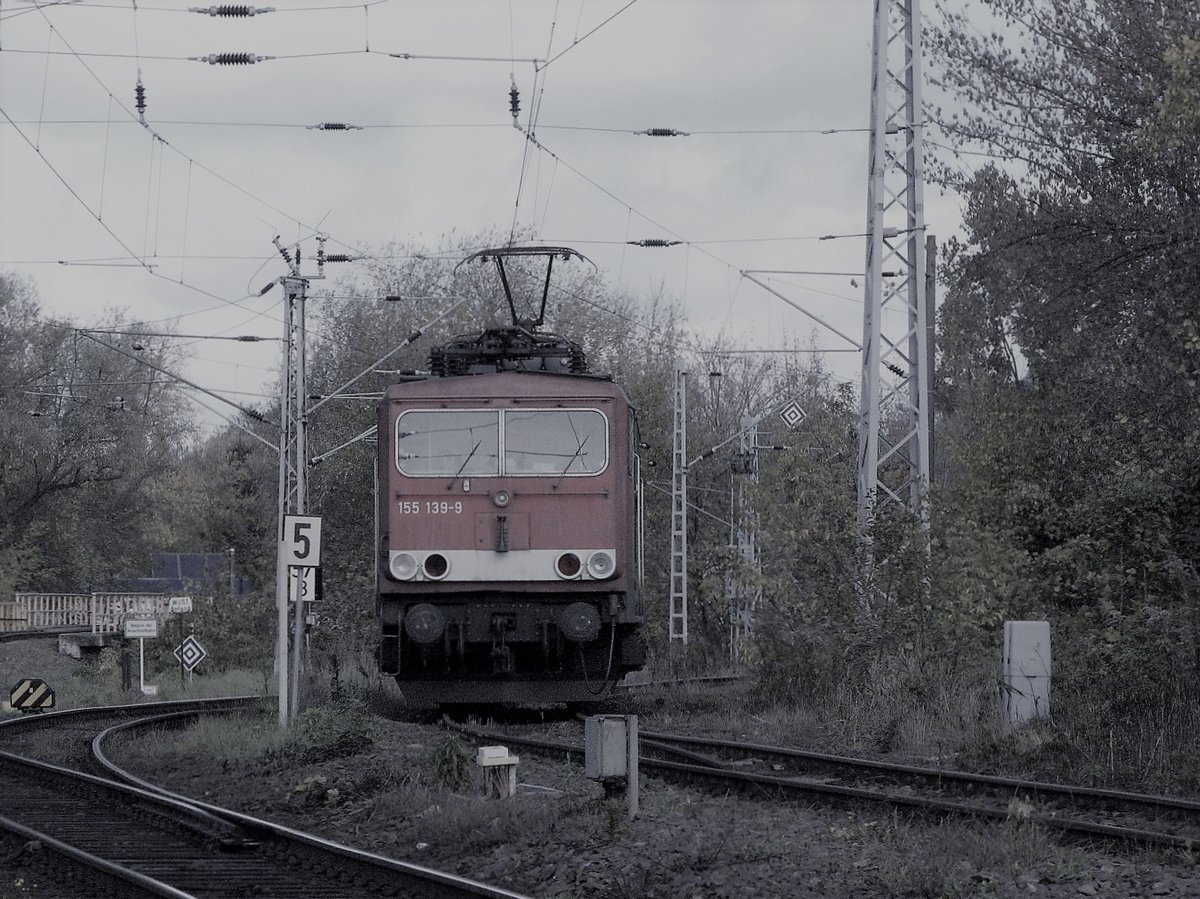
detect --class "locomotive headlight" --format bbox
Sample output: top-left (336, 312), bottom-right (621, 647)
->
top-left (492, 489), bottom-right (511, 508)
top-left (404, 603), bottom-right (445, 644)
top-left (586, 551), bottom-right (616, 579)
top-left (389, 552), bottom-right (419, 581)
top-left (422, 553), bottom-right (450, 580)
top-left (555, 552), bottom-right (582, 579)
top-left (558, 602), bottom-right (600, 642)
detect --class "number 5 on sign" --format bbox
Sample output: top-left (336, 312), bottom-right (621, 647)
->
top-left (284, 515), bottom-right (323, 567)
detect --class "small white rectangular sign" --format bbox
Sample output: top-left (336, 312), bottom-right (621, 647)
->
top-left (168, 596), bottom-right (193, 614)
top-left (124, 617), bottom-right (159, 639)
top-left (283, 515), bottom-right (323, 567)
top-left (288, 567), bottom-right (317, 603)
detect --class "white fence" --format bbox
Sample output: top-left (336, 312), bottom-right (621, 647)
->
top-left (12, 593), bottom-right (173, 633)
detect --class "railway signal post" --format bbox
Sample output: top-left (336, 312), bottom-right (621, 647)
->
top-left (271, 236), bottom-right (334, 725)
top-left (169, 595), bottom-right (193, 689)
top-left (285, 513), bottom-right (321, 716)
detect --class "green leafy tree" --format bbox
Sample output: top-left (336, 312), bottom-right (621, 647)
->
top-left (0, 274), bottom-right (191, 592)
top-left (929, 1), bottom-right (1200, 706)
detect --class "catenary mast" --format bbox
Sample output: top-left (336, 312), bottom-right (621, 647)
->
top-left (859, 0), bottom-right (932, 576)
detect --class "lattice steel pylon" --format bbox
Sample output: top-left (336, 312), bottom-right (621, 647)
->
top-left (669, 369), bottom-right (688, 644)
top-left (859, 0), bottom-right (932, 545)
top-left (274, 272), bottom-right (310, 725)
top-left (727, 417), bottom-right (760, 664)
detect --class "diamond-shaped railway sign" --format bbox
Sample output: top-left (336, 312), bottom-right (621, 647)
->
top-left (173, 635), bottom-right (208, 673)
top-left (778, 399), bottom-right (807, 430)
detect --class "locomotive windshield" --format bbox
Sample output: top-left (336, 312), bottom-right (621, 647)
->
top-left (504, 409), bottom-right (607, 475)
top-left (395, 410), bottom-right (499, 476)
top-left (396, 408), bottom-right (607, 477)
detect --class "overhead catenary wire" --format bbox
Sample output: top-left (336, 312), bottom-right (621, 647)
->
top-left (3, 117), bottom-right (864, 134)
top-left (644, 480), bottom-right (730, 529)
top-left (82, 328), bottom-right (277, 342)
top-left (305, 294), bottom-right (473, 417)
top-left (3, 9), bottom-right (400, 355)
top-left (78, 330), bottom-right (272, 424)
top-left (6, 100), bottom-right (858, 375)
top-left (35, 22), bottom-right (54, 149)
top-left (1, 104), bottom-right (155, 275)
top-left (0, 0), bottom-right (386, 22)
top-left (15, 5), bottom-right (370, 249)
top-left (537, 0), bottom-right (641, 72)
top-left (6, 0), bottom-right (877, 383)
top-left (184, 390), bottom-right (280, 453)
top-left (1, 46), bottom-right (547, 63)
top-left (516, 125), bottom-right (873, 345)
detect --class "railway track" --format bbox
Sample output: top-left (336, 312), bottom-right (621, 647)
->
top-left (0, 696), bottom-right (264, 768)
top-left (0, 699), bottom-right (531, 899)
top-left (449, 720), bottom-right (1200, 851)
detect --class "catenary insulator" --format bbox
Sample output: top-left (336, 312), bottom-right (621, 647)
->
top-left (190, 53), bottom-right (273, 65)
top-left (627, 239), bottom-right (682, 247)
top-left (638, 128), bottom-right (690, 137)
top-left (188, 5), bottom-right (276, 15)
top-left (323, 254), bottom-right (354, 263)
top-left (306, 123), bottom-right (362, 131)
top-left (135, 79), bottom-right (147, 116)
top-left (509, 76), bottom-right (520, 122)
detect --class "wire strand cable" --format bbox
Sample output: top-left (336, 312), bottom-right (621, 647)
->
top-left (538, 0), bottom-right (639, 71)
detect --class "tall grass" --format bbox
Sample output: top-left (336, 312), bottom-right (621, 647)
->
top-left (845, 816), bottom-right (1087, 897)
top-left (156, 711), bottom-right (287, 761)
top-left (746, 647), bottom-right (1200, 795)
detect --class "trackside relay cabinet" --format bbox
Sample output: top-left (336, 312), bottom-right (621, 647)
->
top-left (584, 714), bottom-right (639, 818)
top-left (585, 715), bottom-right (628, 779)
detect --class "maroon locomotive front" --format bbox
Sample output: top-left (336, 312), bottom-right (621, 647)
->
top-left (376, 370), bottom-right (645, 703)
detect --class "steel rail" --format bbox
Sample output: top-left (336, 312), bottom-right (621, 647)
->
top-left (0, 749), bottom-right (249, 844)
top-left (447, 723), bottom-right (1200, 851)
top-left (0, 695), bottom-right (265, 735)
top-left (0, 813), bottom-right (197, 898)
top-left (93, 709), bottom-right (534, 899)
top-left (639, 728), bottom-right (1200, 819)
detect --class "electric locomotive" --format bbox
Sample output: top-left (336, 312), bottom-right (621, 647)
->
top-left (375, 247), bottom-right (646, 703)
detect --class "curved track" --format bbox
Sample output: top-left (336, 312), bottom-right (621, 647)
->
top-left (1, 699), bottom-right (531, 899)
top-left (449, 720), bottom-right (1200, 851)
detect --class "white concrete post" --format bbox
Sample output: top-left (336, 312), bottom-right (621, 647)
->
top-left (1003, 620), bottom-right (1052, 724)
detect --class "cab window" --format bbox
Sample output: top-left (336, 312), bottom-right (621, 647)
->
top-left (504, 409), bottom-right (607, 476)
top-left (395, 407), bottom-right (607, 477)
top-left (396, 410), bottom-right (499, 476)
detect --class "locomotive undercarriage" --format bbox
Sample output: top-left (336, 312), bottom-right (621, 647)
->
top-left (379, 593), bottom-right (645, 702)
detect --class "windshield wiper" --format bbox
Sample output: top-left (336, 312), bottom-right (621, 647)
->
top-left (553, 435), bottom-right (589, 489)
top-left (447, 439), bottom-right (482, 488)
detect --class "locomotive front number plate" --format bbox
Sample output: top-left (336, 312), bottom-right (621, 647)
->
top-left (399, 500), bottom-right (463, 515)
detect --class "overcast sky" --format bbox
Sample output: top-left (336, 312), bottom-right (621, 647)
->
top-left (0, 0), bottom-right (965, 430)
